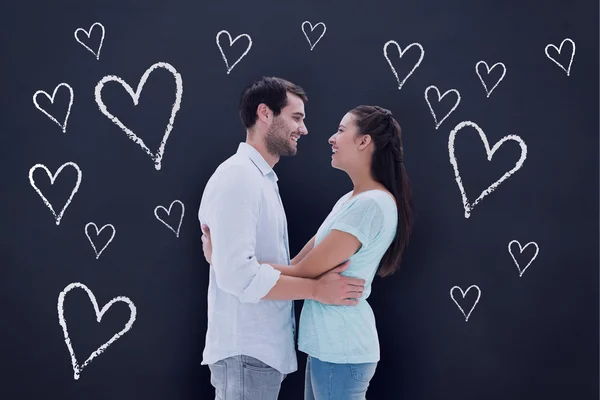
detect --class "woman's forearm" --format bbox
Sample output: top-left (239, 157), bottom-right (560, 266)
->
top-left (257, 235), bottom-right (316, 278)
top-left (260, 262), bottom-right (306, 278)
top-left (291, 235), bottom-right (316, 265)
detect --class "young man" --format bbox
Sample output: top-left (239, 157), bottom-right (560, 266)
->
top-left (197, 77), bottom-right (366, 399)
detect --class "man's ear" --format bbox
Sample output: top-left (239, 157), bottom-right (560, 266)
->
top-left (257, 103), bottom-right (271, 124)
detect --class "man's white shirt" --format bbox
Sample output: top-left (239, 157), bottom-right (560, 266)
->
top-left (198, 142), bottom-right (297, 374)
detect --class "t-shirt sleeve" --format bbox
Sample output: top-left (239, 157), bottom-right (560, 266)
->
top-left (329, 196), bottom-right (385, 248)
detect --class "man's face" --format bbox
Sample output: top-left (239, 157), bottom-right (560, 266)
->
top-left (265, 93), bottom-right (308, 157)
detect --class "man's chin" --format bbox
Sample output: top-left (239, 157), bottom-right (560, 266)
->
top-left (280, 147), bottom-right (297, 157)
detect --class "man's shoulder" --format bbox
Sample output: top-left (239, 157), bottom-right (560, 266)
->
top-left (211, 155), bottom-right (262, 183)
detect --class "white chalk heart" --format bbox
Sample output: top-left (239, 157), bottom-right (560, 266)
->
top-left (301, 21), bottom-right (326, 51)
top-left (57, 282), bottom-right (136, 380)
top-left (33, 83), bottom-right (74, 133)
top-left (450, 285), bottom-right (481, 322)
top-left (545, 38), bottom-right (575, 76)
top-left (383, 40), bottom-right (424, 91)
top-left (29, 162), bottom-right (82, 225)
top-left (85, 222), bottom-right (116, 259)
top-left (424, 85), bottom-right (461, 129)
top-left (475, 61), bottom-right (506, 98)
top-left (74, 22), bottom-right (105, 60)
top-left (448, 121), bottom-right (528, 218)
top-left (508, 240), bottom-right (539, 277)
top-left (216, 30), bottom-right (252, 74)
top-left (94, 62), bottom-right (183, 171)
top-left (154, 200), bottom-right (185, 237)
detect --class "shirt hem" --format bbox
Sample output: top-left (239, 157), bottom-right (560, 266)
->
top-left (298, 347), bottom-right (379, 364)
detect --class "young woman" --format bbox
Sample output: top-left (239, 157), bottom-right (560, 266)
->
top-left (202, 105), bottom-right (414, 399)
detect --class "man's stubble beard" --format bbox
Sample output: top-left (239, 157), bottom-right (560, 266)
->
top-left (265, 117), bottom-right (297, 157)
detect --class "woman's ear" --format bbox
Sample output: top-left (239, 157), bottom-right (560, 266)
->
top-left (358, 134), bottom-right (372, 150)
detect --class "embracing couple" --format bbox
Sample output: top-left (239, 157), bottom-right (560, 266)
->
top-left (197, 77), bottom-right (414, 399)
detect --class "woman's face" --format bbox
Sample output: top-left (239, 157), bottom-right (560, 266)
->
top-left (328, 112), bottom-right (360, 170)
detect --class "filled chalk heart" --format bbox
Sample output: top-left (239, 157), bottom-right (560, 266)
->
top-left (94, 62), bottom-right (183, 171)
top-left (57, 282), bottom-right (137, 380)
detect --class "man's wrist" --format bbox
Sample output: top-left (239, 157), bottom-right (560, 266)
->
top-left (309, 279), bottom-right (319, 301)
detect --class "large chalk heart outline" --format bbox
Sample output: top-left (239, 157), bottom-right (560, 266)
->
top-left (29, 162), bottom-right (82, 225)
top-left (94, 62), bottom-right (183, 171)
top-left (216, 30), bottom-right (252, 74)
top-left (448, 121), bottom-right (527, 219)
top-left (57, 282), bottom-right (137, 380)
top-left (383, 40), bottom-right (424, 91)
top-left (450, 285), bottom-right (481, 322)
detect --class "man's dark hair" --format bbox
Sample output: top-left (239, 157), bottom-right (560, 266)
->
top-left (239, 77), bottom-right (308, 128)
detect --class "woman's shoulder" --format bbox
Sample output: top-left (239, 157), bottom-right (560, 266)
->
top-left (355, 189), bottom-right (396, 209)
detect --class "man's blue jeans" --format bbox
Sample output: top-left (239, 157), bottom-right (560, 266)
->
top-left (208, 355), bottom-right (286, 400)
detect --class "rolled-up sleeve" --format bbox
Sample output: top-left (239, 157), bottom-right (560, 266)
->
top-left (202, 165), bottom-right (280, 303)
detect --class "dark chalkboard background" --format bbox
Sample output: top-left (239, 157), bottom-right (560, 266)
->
top-left (1, 0), bottom-right (598, 399)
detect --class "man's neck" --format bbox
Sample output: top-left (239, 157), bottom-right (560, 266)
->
top-left (245, 137), bottom-right (279, 168)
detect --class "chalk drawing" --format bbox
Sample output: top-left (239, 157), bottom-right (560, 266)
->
top-left (383, 40), bottom-right (424, 91)
top-left (448, 121), bottom-right (527, 219)
top-left (58, 282), bottom-right (136, 380)
top-left (94, 62), bottom-right (183, 171)
top-left (85, 223), bottom-right (116, 259)
top-left (425, 85), bottom-right (461, 129)
top-left (508, 240), bottom-right (539, 277)
top-left (33, 83), bottom-right (74, 133)
top-left (475, 61), bottom-right (506, 98)
top-left (450, 285), bottom-right (481, 322)
top-left (216, 30), bottom-right (252, 74)
top-left (301, 21), bottom-right (326, 51)
top-left (154, 199), bottom-right (184, 237)
top-left (545, 38), bottom-right (575, 76)
top-left (74, 22), bottom-right (105, 60)
top-left (29, 162), bottom-right (82, 225)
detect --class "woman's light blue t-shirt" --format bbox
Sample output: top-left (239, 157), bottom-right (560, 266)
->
top-left (297, 189), bottom-right (398, 364)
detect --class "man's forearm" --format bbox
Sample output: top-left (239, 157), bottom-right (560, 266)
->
top-left (262, 274), bottom-right (317, 301)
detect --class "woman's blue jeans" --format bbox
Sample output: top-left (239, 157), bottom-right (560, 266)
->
top-left (304, 355), bottom-right (377, 399)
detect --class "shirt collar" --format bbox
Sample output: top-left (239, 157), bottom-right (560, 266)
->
top-left (236, 142), bottom-right (278, 182)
